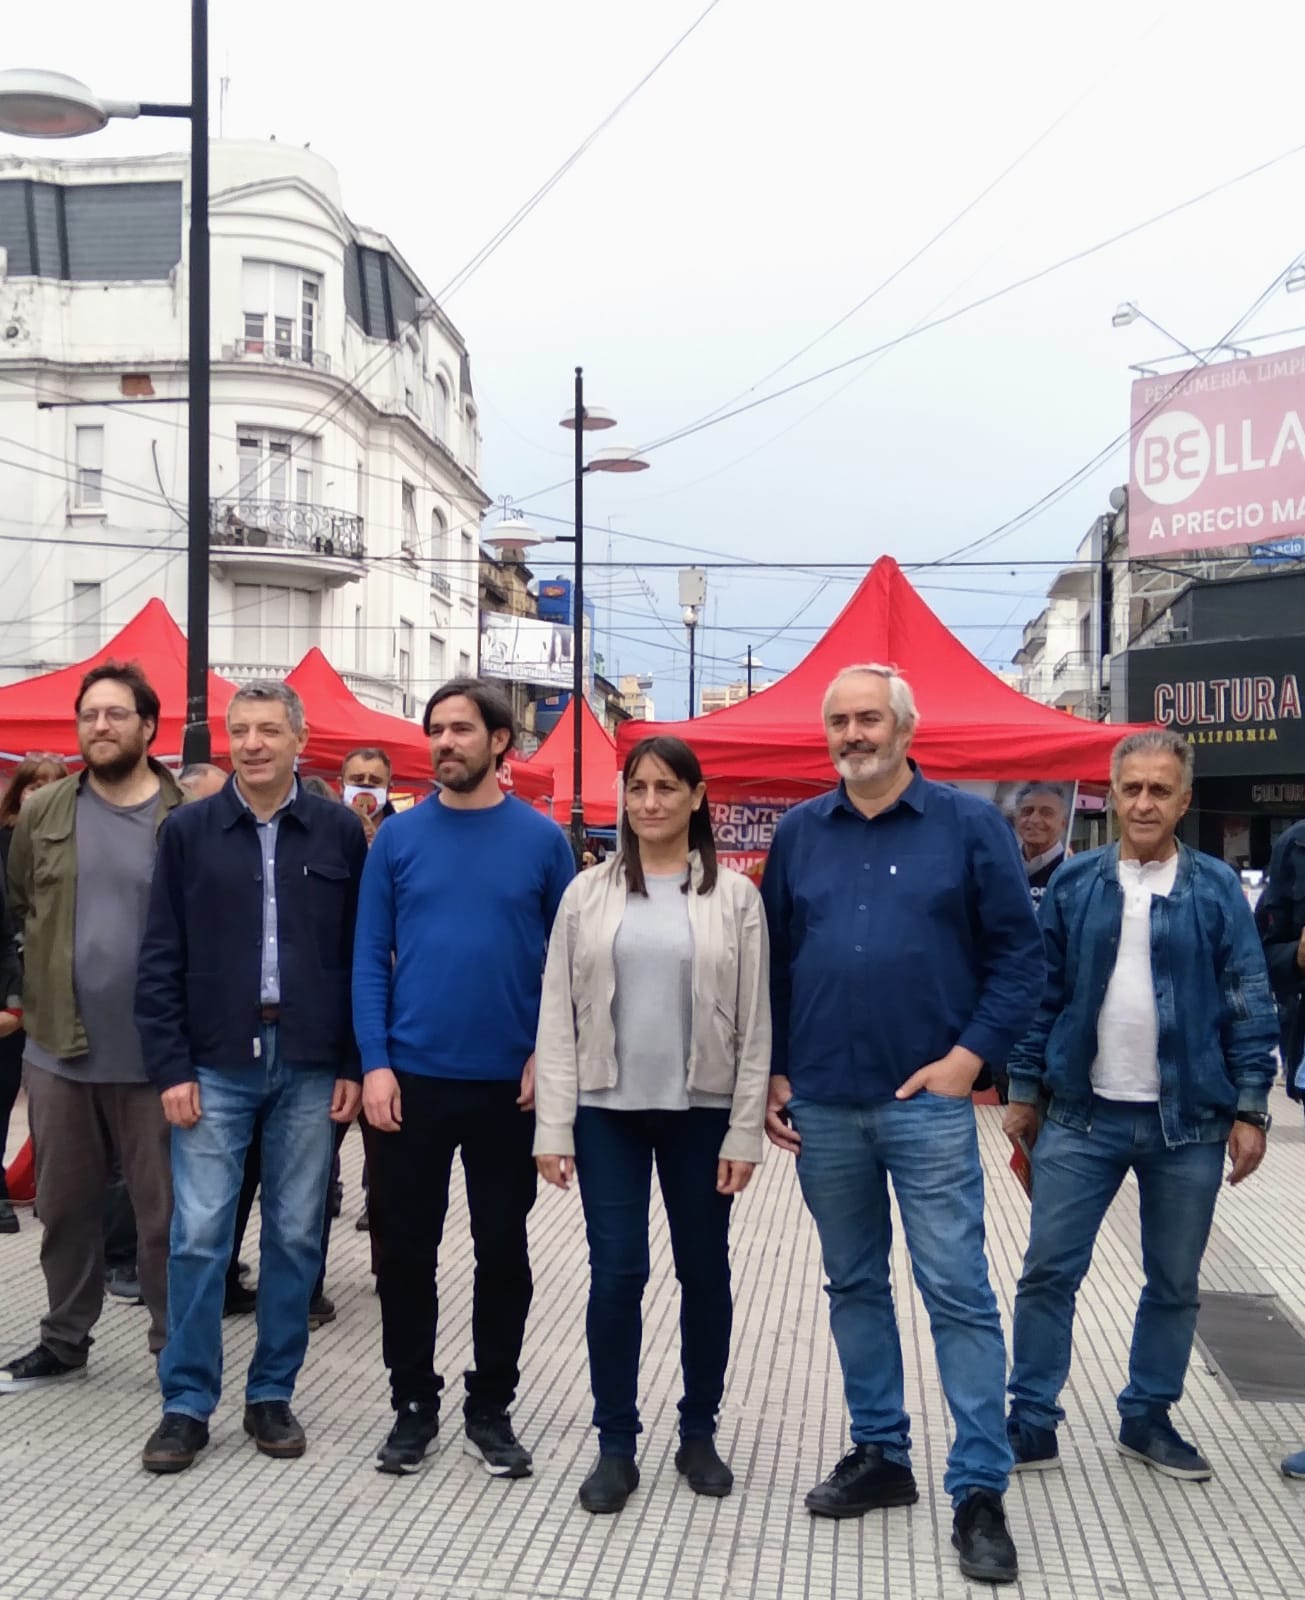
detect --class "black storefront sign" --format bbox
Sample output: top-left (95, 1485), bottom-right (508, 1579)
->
top-left (1125, 635), bottom-right (1305, 776)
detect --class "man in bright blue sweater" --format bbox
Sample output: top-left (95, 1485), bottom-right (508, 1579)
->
top-left (353, 678), bottom-right (574, 1479)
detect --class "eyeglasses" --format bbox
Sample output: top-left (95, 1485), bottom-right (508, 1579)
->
top-left (76, 707), bottom-right (137, 727)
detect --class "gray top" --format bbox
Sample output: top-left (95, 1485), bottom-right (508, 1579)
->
top-left (24, 783), bottom-right (158, 1085)
top-left (236, 779), bottom-right (298, 1005)
top-left (579, 872), bottom-right (732, 1114)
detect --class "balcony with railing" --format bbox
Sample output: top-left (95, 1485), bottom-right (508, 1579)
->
top-left (222, 336), bottom-right (332, 373)
top-left (209, 497), bottom-right (366, 587)
top-left (1050, 649), bottom-right (1097, 710)
top-left (430, 571), bottom-right (452, 600)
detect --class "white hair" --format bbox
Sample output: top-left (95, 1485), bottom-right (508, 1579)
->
top-left (822, 663), bottom-right (919, 730)
top-left (1110, 728), bottom-right (1194, 792)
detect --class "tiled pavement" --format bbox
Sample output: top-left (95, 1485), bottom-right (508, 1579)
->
top-left (2, 1091), bottom-right (1304, 1600)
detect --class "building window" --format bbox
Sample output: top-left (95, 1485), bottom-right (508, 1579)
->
top-left (74, 425), bottom-right (104, 506)
top-left (458, 650), bottom-right (471, 677)
top-left (236, 428), bottom-right (317, 509)
top-left (398, 618), bottom-right (414, 701)
top-left (233, 583), bottom-right (320, 665)
top-left (465, 404), bottom-right (479, 472)
top-left (433, 376), bottom-right (450, 443)
top-left (72, 581), bottom-right (102, 655)
top-left (429, 633), bottom-right (445, 689)
top-left (401, 482), bottom-right (418, 556)
top-left (429, 509), bottom-right (451, 598)
top-left (241, 261), bottom-right (322, 363)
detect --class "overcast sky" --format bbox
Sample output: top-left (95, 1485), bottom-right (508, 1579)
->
top-left (6, 1), bottom-right (1305, 713)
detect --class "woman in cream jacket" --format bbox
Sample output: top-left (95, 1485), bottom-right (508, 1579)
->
top-left (535, 735), bottom-right (770, 1515)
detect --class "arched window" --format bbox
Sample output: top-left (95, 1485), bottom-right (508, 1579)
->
top-left (433, 375), bottom-right (450, 443)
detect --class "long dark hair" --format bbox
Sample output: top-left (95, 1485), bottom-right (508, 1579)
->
top-left (620, 736), bottom-right (717, 897)
top-left (0, 753), bottom-right (70, 830)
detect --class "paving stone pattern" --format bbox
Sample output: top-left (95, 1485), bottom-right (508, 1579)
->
top-left (1, 1092), bottom-right (1304, 1599)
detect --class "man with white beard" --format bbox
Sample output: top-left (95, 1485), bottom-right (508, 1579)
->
top-left (760, 663), bottom-right (1044, 1586)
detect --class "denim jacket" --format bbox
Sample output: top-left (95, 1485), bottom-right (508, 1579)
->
top-left (1007, 842), bottom-right (1278, 1145)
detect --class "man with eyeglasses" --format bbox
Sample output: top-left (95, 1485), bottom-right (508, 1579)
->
top-left (0, 662), bottom-right (184, 1393)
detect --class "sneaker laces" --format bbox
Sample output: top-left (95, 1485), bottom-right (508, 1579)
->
top-left (825, 1445), bottom-right (870, 1485)
top-left (957, 1490), bottom-right (1006, 1537)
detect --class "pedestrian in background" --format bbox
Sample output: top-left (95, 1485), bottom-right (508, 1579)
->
top-left (761, 664), bottom-right (1043, 1587)
top-left (0, 667), bottom-right (180, 1393)
top-left (0, 754), bottom-right (69, 1235)
top-left (1005, 730), bottom-right (1277, 1483)
top-left (136, 681), bottom-right (366, 1473)
top-left (1254, 812), bottom-right (1305, 1480)
top-left (535, 736), bottom-right (770, 1514)
top-left (354, 678), bottom-right (572, 1479)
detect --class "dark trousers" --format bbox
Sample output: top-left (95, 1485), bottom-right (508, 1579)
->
top-left (0, 1035), bottom-right (21, 1200)
top-left (363, 1074), bottom-right (536, 1416)
top-left (24, 1065), bottom-right (172, 1362)
top-left (228, 1117), bottom-right (347, 1299)
top-left (573, 1106), bottom-right (734, 1458)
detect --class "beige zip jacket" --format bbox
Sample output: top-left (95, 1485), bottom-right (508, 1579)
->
top-left (534, 852), bottom-right (771, 1163)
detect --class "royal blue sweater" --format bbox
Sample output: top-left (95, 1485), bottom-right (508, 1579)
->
top-left (352, 794), bottom-right (575, 1080)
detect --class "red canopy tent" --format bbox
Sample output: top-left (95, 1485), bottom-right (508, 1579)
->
top-left (525, 695), bottom-right (620, 826)
top-left (0, 599), bottom-right (236, 763)
top-left (287, 648), bottom-right (554, 804)
top-left (618, 556), bottom-right (1150, 792)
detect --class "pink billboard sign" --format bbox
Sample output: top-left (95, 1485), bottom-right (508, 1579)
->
top-left (1128, 346), bottom-right (1305, 556)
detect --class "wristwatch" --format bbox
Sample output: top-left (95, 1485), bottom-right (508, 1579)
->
top-left (1234, 1110), bottom-right (1272, 1132)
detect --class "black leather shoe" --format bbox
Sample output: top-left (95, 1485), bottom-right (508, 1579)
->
top-left (243, 1400), bottom-right (307, 1458)
top-left (142, 1412), bottom-right (209, 1474)
top-left (675, 1436), bottom-right (734, 1497)
top-left (223, 1280), bottom-right (257, 1316)
top-left (579, 1455), bottom-right (640, 1514)
top-left (952, 1489), bottom-right (1018, 1584)
top-left (0, 1198), bottom-right (19, 1234)
top-left (805, 1444), bottom-right (919, 1518)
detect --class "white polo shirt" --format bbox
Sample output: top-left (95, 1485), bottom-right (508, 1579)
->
top-left (1089, 851), bottom-right (1179, 1103)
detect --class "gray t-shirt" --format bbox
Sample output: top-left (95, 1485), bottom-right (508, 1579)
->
top-left (25, 784), bottom-right (158, 1085)
top-left (579, 872), bottom-right (732, 1113)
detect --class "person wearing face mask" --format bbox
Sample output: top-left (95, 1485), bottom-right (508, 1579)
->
top-left (1, 755), bottom-right (70, 1234)
top-left (760, 664), bottom-right (1044, 1587)
top-left (341, 747), bottom-right (395, 846)
top-left (535, 736), bottom-right (770, 1514)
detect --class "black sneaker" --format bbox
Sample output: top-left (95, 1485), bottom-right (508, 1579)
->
top-left (0, 1198), bottom-right (18, 1234)
top-left (308, 1293), bottom-right (336, 1331)
top-left (464, 1409), bottom-right (532, 1478)
top-left (377, 1401), bottom-right (440, 1475)
top-left (804, 1444), bottom-right (919, 1518)
top-left (0, 1344), bottom-right (87, 1393)
top-left (105, 1266), bottom-right (144, 1304)
top-left (1117, 1416), bottom-right (1212, 1481)
top-left (354, 1202), bottom-right (370, 1232)
top-left (675, 1435), bottom-right (734, 1497)
top-left (1008, 1415), bottom-right (1060, 1472)
top-left (142, 1412), bottom-right (209, 1474)
top-left (579, 1454), bottom-right (639, 1514)
top-left (952, 1489), bottom-right (1019, 1584)
top-left (243, 1400), bottom-right (307, 1458)
top-left (223, 1280), bottom-right (257, 1317)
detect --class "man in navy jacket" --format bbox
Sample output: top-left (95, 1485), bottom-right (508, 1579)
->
top-left (761, 663), bottom-right (1043, 1587)
top-left (135, 681), bottom-right (367, 1473)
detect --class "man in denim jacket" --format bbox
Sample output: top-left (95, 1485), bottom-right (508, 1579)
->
top-left (1003, 730), bottom-right (1277, 1483)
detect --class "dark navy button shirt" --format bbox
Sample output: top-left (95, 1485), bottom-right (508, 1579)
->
top-left (760, 765), bottom-right (1045, 1103)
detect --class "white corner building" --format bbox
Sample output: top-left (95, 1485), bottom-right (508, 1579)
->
top-left (0, 139), bottom-right (487, 710)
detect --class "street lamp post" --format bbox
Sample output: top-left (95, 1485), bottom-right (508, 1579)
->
top-left (0, 0), bottom-right (212, 763)
top-left (486, 374), bottom-right (647, 862)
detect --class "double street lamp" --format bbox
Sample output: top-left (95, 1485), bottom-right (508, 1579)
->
top-left (487, 368), bottom-right (648, 861)
top-left (0, 0), bottom-right (213, 763)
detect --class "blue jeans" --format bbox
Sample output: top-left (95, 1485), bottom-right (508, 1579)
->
top-left (788, 1092), bottom-right (1010, 1504)
top-left (574, 1106), bottom-right (733, 1458)
top-left (1008, 1098), bottom-right (1224, 1432)
top-left (159, 1028), bottom-right (337, 1421)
